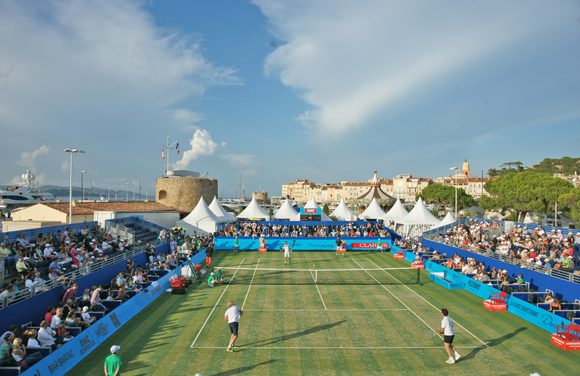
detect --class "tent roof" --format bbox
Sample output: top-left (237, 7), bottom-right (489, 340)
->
top-left (359, 198), bottom-right (387, 219)
top-left (398, 198), bottom-right (441, 225)
top-left (304, 197), bottom-right (319, 209)
top-left (330, 200), bottom-right (357, 221)
top-left (181, 197), bottom-right (218, 225)
top-left (383, 199), bottom-right (409, 221)
top-left (237, 197), bottom-right (270, 220)
top-left (438, 212), bottom-right (456, 227)
top-left (209, 197), bottom-right (236, 223)
top-left (274, 199), bottom-right (300, 220)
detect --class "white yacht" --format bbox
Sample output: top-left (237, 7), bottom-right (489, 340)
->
top-left (0, 170), bottom-right (55, 212)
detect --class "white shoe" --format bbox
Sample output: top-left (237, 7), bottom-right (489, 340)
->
top-left (454, 351), bottom-right (461, 361)
top-left (446, 357), bottom-right (455, 364)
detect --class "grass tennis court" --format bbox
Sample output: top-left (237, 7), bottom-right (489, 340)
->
top-left (69, 251), bottom-right (578, 375)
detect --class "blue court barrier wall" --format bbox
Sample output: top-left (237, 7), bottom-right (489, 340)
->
top-left (422, 239), bottom-right (580, 302)
top-left (215, 237), bottom-right (393, 251)
top-left (422, 259), bottom-right (572, 333)
top-left (24, 250), bottom-right (207, 376)
top-left (0, 243), bottom-right (169, 334)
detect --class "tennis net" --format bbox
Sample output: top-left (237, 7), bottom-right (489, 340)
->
top-left (215, 266), bottom-right (421, 285)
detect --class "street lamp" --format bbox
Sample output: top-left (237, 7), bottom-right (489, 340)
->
top-left (81, 170), bottom-right (86, 201)
top-left (450, 166), bottom-right (458, 219)
top-left (64, 148), bottom-right (86, 224)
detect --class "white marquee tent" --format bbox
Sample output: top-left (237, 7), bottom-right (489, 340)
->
top-left (176, 197), bottom-right (218, 234)
top-left (359, 198), bottom-right (387, 220)
top-left (237, 197), bottom-right (270, 220)
top-left (437, 212), bottom-right (456, 228)
top-left (396, 198), bottom-right (441, 236)
top-left (383, 199), bottom-right (409, 224)
top-left (304, 197), bottom-right (331, 221)
top-left (330, 200), bottom-right (357, 221)
top-left (274, 199), bottom-right (300, 221)
top-left (209, 197), bottom-right (236, 223)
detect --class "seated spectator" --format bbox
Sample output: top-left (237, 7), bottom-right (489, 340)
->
top-left (81, 306), bottom-right (96, 326)
top-left (12, 337), bottom-right (43, 368)
top-left (549, 298), bottom-right (562, 313)
top-left (45, 306), bottom-right (55, 327)
top-left (79, 288), bottom-right (92, 306)
top-left (0, 283), bottom-right (15, 304)
top-left (544, 292), bottom-right (554, 305)
top-left (0, 333), bottom-right (15, 366)
top-left (55, 323), bottom-right (73, 343)
top-left (25, 330), bottom-right (41, 348)
top-left (51, 308), bottom-right (64, 329)
top-left (15, 257), bottom-right (31, 279)
top-left (37, 321), bottom-right (57, 348)
top-left (516, 274), bottom-right (525, 285)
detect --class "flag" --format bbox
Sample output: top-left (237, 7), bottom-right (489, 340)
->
top-left (161, 147), bottom-right (165, 160)
top-left (176, 142), bottom-right (180, 155)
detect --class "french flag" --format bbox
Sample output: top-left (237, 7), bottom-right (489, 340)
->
top-left (161, 147), bottom-right (165, 160)
top-left (176, 142), bottom-right (180, 155)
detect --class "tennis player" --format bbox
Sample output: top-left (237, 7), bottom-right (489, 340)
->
top-left (224, 300), bottom-right (242, 352)
top-left (283, 241), bottom-right (292, 264)
top-left (376, 238), bottom-right (383, 253)
top-left (439, 308), bottom-right (460, 364)
top-left (336, 237), bottom-right (342, 256)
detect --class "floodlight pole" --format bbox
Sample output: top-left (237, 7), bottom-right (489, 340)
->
top-left (450, 167), bottom-right (458, 219)
top-left (64, 148), bottom-right (86, 224)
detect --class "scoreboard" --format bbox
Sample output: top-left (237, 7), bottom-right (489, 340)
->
top-left (300, 207), bottom-right (322, 221)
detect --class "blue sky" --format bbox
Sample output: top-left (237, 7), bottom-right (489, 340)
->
top-left (1, 0), bottom-right (579, 198)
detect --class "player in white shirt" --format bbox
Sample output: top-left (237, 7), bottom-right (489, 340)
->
top-left (224, 300), bottom-right (243, 352)
top-left (283, 242), bottom-right (292, 264)
top-left (439, 308), bottom-right (460, 364)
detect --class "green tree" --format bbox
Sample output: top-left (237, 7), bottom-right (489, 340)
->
top-left (559, 187), bottom-right (580, 225)
top-left (322, 203), bottom-right (330, 215)
top-left (418, 184), bottom-right (474, 210)
top-left (533, 156), bottom-right (580, 175)
top-left (481, 171), bottom-right (573, 221)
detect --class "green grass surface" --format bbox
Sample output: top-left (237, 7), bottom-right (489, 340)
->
top-left (68, 251), bottom-right (578, 375)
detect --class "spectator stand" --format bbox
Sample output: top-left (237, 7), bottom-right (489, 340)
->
top-left (22, 250), bottom-right (207, 376)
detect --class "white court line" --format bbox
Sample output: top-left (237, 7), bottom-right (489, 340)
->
top-left (190, 257), bottom-right (246, 349)
top-left (243, 308), bottom-right (409, 312)
top-left (241, 258), bottom-right (261, 311)
top-left (352, 259), bottom-right (443, 340)
top-left (191, 345), bottom-right (483, 350)
top-left (367, 258), bottom-right (489, 347)
top-left (309, 269), bottom-right (327, 310)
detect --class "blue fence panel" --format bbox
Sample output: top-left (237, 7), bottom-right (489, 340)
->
top-left (1, 221), bottom-right (98, 243)
top-left (24, 250), bottom-right (207, 376)
top-left (215, 237), bottom-right (394, 251)
top-left (506, 295), bottom-right (571, 333)
top-left (422, 239), bottom-right (580, 302)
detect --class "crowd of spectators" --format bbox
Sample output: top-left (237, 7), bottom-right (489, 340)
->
top-left (433, 221), bottom-right (578, 272)
top-left (217, 221), bottom-right (393, 238)
top-left (0, 225), bottom-right (134, 306)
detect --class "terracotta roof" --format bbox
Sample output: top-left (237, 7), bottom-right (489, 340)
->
top-left (43, 202), bottom-right (175, 215)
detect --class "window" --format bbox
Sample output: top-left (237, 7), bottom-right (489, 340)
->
top-left (158, 190), bottom-right (167, 200)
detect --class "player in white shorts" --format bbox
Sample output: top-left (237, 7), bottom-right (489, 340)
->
top-left (283, 241), bottom-right (292, 264)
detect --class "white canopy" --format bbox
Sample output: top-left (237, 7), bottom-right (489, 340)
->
top-left (359, 198), bottom-right (387, 220)
top-left (383, 199), bottom-right (409, 222)
top-left (303, 197), bottom-right (331, 221)
top-left (209, 197), bottom-right (236, 223)
top-left (237, 197), bottom-right (270, 220)
top-left (330, 200), bottom-right (358, 221)
top-left (437, 212), bottom-right (456, 228)
top-left (398, 198), bottom-right (441, 225)
top-left (176, 197), bottom-right (218, 234)
top-left (274, 199), bottom-right (300, 220)
top-left (395, 198), bottom-right (441, 237)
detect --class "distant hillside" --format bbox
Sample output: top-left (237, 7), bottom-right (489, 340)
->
top-left (532, 157), bottom-right (580, 175)
top-left (39, 185), bottom-right (146, 200)
top-left (488, 156), bottom-right (579, 177)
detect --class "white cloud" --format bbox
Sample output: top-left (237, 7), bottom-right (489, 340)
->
top-left (0, 0), bottom-right (239, 183)
top-left (175, 128), bottom-right (222, 169)
top-left (16, 145), bottom-right (50, 168)
top-left (254, 0), bottom-right (576, 135)
top-left (221, 153), bottom-right (257, 168)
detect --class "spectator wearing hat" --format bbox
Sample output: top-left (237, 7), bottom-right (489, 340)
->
top-left (104, 345), bottom-right (123, 376)
top-left (81, 306), bottom-right (96, 326)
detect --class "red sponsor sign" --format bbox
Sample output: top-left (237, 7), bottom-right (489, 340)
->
top-left (303, 208), bottom-right (318, 213)
top-left (350, 242), bottom-right (378, 249)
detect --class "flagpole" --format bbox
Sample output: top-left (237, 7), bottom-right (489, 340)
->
top-left (164, 136), bottom-right (179, 176)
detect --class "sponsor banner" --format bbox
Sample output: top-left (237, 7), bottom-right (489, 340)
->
top-left (215, 237), bottom-right (393, 251)
top-left (25, 251), bottom-right (206, 376)
top-left (506, 296), bottom-right (571, 333)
